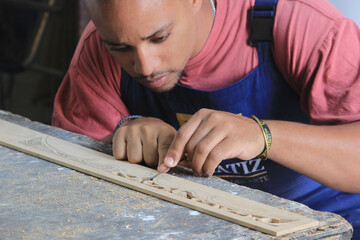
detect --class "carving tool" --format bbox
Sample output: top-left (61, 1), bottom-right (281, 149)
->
top-left (147, 167), bottom-right (170, 181)
top-left (148, 153), bottom-right (189, 181)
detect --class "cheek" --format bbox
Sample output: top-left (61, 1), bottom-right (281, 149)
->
top-left (163, 44), bottom-right (188, 69)
top-left (179, 36), bottom-right (195, 61)
top-left (175, 19), bottom-right (198, 62)
top-left (109, 52), bottom-right (135, 74)
top-left (166, 33), bottom-right (196, 69)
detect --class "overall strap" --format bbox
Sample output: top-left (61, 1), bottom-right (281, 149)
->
top-left (249, 0), bottom-right (278, 47)
top-left (249, 0), bottom-right (279, 63)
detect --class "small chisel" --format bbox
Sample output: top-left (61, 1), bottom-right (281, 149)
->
top-left (147, 167), bottom-right (170, 181)
top-left (147, 154), bottom-right (189, 181)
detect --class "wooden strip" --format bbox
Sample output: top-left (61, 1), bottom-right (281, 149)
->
top-left (0, 119), bottom-right (318, 236)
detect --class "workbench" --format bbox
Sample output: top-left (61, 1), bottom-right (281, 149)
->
top-left (0, 111), bottom-right (353, 239)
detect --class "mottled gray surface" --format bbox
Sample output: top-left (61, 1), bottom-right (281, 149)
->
top-left (0, 111), bottom-right (353, 239)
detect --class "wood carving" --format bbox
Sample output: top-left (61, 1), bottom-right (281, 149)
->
top-left (0, 119), bottom-right (318, 236)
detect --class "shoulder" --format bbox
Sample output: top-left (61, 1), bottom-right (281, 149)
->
top-left (71, 21), bottom-right (119, 72)
top-left (274, 0), bottom-right (349, 55)
top-left (69, 21), bottom-right (122, 84)
top-left (273, 0), bottom-right (349, 90)
top-left (274, 0), bottom-right (360, 124)
top-left (276, 0), bottom-right (344, 24)
top-left (81, 21), bottom-right (99, 42)
top-left (274, 0), bottom-right (346, 54)
top-left (71, 21), bottom-right (101, 65)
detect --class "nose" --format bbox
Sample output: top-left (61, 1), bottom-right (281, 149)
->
top-left (133, 46), bottom-right (159, 76)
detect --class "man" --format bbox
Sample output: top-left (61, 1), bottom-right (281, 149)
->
top-left (53, 0), bottom-right (360, 236)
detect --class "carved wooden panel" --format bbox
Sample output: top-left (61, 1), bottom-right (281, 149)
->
top-left (0, 119), bottom-right (318, 236)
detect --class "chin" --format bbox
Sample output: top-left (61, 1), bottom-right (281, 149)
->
top-left (150, 82), bottom-right (177, 93)
top-left (150, 71), bottom-right (183, 93)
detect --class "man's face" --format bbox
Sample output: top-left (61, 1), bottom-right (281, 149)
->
top-left (88, 0), bottom-right (201, 92)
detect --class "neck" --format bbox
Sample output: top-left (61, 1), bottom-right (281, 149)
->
top-left (191, 0), bottom-right (216, 58)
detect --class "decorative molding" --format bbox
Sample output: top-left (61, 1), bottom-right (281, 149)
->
top-left (0, 119), bottom-right (318, 236)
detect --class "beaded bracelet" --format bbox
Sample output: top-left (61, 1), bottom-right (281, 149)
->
top-left (113, 115), bottom-right (143, 134)
top-left (250, 115), bottom-right (272, 160)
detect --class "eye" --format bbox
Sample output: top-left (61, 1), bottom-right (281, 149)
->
top-left (152, 33), bottom-right (170, 43)
top-left (110, 46), bottom-right (131, 53)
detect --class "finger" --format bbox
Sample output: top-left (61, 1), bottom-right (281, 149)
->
top-left (184, 109), bottom-right (222, 160)
top-left (157, 131), bottom-right (176, 172)
top-left (138, 124), bottom-right (160, 166)
top-left (202, 138), bottom-right (237, 177)
top-left (163, 115), bottom-right (202, 168)
top-left (191, 127), bottom-right (226, 176)
top-left (185, 120), bottom-right (215, 161)
top-left (143, 138), bottom-right (158, 167)
top-left (112, 128), bottom-right (127, 160)
top-left (178, 160), bottom-right (193, 169)
top-left (126, 133), bottom-right (143, 164)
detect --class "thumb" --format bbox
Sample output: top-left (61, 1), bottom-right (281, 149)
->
top-left (160, 136), bottom-right (186, 170)
top-left (157, 132), bottom-right (179, 172)
top-left (158, 150), bottom-right (180, 172)
top-left (159, 119), bottom-right (194, 171)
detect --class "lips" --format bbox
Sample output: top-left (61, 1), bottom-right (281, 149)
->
top-left (144, 73), bottom-right (171, 89)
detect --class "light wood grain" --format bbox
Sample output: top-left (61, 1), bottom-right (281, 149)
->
top-left (0, 119), bottom-right (318, 236)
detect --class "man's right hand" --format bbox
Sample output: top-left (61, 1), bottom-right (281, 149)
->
top-left (112, 117), bottom-right (177, 167)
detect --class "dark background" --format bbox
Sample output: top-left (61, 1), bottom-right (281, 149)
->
top-left (0, 0), bottom-right (90, 124)
top-left (0, 0), bottom-right (357, 126)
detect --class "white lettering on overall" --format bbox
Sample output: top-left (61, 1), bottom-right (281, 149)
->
top-left (216, 165), bottom-right (231, 174)
top-left (250, 159), bottom-right (265, 172)
top-left (216, 159), bottom-right (265, 176)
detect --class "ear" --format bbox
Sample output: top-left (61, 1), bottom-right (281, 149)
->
top-left (188, 0), bottom-right (203, 13)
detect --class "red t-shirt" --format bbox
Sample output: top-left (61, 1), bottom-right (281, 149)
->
top-left (52, 0), bottom-right (360, 140)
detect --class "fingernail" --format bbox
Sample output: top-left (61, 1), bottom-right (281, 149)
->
top-left (165, 157), bottom-right (174, 167)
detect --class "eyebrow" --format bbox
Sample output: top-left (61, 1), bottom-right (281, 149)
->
top-left (102, 39), bottom-right (124, 46)
top-left (101, 23), bottom-right (173, 46)
top-left (141, 23), bottom-right (173, 41)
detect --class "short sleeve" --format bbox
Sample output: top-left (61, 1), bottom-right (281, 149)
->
top-left (52, 22), bottom-right (130, 140)
top-left (274, 0), bottom-right (360, 125)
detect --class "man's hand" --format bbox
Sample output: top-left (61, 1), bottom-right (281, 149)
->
top-left (113, 117), bottom-right (176, 167)
top-left (159, 109), bottom-right (265, 177)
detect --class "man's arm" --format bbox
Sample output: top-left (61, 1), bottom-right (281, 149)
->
top-left (267, 120), bottom-right (360, 193)
top-left (160, 109), bottom-right (360, 193)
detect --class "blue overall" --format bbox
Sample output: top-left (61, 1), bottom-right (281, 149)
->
top-left (120, 0), bottom-right (359, 236)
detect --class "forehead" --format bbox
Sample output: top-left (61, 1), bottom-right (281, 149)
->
top-left (87, 0), bottom-right (184, 41)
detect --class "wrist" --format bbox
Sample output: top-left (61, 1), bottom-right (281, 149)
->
top-left (250, 115), bottom-right (272, 160)
top-left (114, 115), bottom-right (143, 134)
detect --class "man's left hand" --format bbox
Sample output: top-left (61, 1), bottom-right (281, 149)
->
top-left (158, 109), bottom-right (265, 177)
